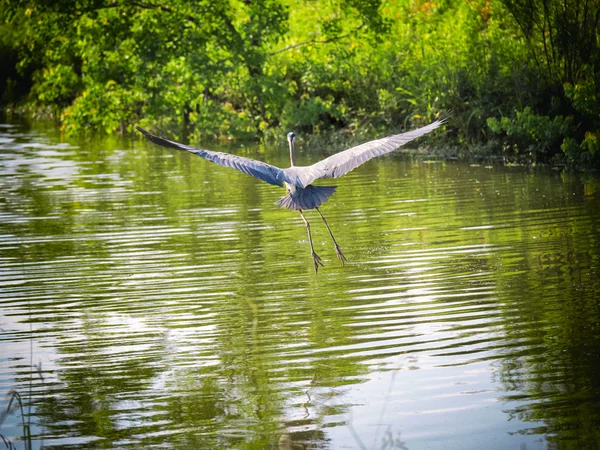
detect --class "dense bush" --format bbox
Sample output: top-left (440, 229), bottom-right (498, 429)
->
top-left (0, 0), bottom-right (598, 165)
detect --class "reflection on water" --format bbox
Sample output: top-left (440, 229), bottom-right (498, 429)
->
top-left (1, 122), bottom-right (600, 449)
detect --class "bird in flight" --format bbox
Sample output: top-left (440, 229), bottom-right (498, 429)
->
top-left (137, 117), bottom-right (446, 273)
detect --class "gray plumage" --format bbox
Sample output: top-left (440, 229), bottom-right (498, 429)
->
top-left (137, 117), bottom-right (446, 206)
top-left (137, 116), bottom-right (447, 272)
top-left (136, 127), bottom-right (284, 187)
top-left (276, 185), bottom-right (337, 210)
top-left (278, 118), bottom-right (445, 189)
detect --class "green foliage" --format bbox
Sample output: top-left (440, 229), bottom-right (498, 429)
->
top-left (500, 0), bottom-right (599, 85)
top-left (0, 0), bottom-right (598, 165)
top-left (487, 107), bottom-right (572, 158)
top-left (564, 79), bottom-right (600, 118)
top-left (61, 80), bottom-right (144, 134)
top-left (280, 95), bottom-right (343, 133)
top-left (34, 64), bottom-right (80, 104)
top-left (497, 0), bottom-right (600, 163)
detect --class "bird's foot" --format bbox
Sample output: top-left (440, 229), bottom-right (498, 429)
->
top-left (335, 245), bottom-right (347, 266)
top-left (312, 251), bottom-right (324, 273)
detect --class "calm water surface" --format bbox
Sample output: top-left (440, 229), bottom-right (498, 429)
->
top-left (1, 122), bottom-right (600, 449)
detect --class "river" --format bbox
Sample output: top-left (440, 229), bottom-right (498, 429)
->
top-left (1, 122), bottom-right (599, 449)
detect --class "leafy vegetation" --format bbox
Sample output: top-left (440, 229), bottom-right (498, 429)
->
top-left (0, 0), bottom-right (598, 165)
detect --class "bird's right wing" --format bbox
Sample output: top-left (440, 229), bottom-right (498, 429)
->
top-left (282, 117), bottom-right (447, 188)
top-left (137, 127), bottom-right (284, 187)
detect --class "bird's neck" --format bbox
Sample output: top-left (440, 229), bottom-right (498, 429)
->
top-left (289, 142), bottom-right (296, 167)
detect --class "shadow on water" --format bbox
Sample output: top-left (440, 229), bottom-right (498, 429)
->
top-left (1, 122), bottom-right (600, 448)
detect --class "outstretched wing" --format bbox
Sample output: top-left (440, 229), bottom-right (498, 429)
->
top-left (137, 127), bottom-right (284, 187)
top-left (281, 117), bottom-right (447, 188)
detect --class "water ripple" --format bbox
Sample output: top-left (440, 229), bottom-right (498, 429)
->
top-left (1, 125), bottom-right (600, 448)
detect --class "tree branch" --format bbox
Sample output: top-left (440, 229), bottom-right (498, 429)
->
top-left (268, 23), bottom-right (366, 56)
top-left (73, 1), bottom-right (182, 18)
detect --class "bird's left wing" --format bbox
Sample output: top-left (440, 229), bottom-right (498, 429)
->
top-left (282, 117), bottom-right (447, 188)
top-left (137, 127), bottom-right (284, 187)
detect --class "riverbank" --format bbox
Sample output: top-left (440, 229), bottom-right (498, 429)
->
top-left (1, 0), bottom-right (599, 167)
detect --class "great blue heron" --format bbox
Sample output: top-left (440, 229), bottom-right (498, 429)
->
top-left (137, 117), bottom-right (446, 272)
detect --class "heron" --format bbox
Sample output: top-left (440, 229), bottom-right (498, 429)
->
top-left (137, 117), bottom-right (446, 273)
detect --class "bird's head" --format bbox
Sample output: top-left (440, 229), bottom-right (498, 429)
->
top-left (287, 132), bottom-right (296, 143)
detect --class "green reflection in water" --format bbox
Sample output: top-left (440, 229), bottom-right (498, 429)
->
top-left (1, 122), bottom-right (600, 449)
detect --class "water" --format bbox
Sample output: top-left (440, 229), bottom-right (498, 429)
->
top-left (1, 122), bottom-right (600, 449)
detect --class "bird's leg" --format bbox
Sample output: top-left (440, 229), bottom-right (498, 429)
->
top-left (299, 209), bottom-right (323, 273)
top-left (316, 207), bottom-right (347, 265)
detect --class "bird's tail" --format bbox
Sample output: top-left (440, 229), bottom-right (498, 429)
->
top-left (275, 185), bottom-right (337, 210)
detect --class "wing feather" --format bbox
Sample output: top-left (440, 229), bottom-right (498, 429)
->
top-left (281, 118), bottom-right (446, 188)
top-left (137, 127), bottom-right (284, 187)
